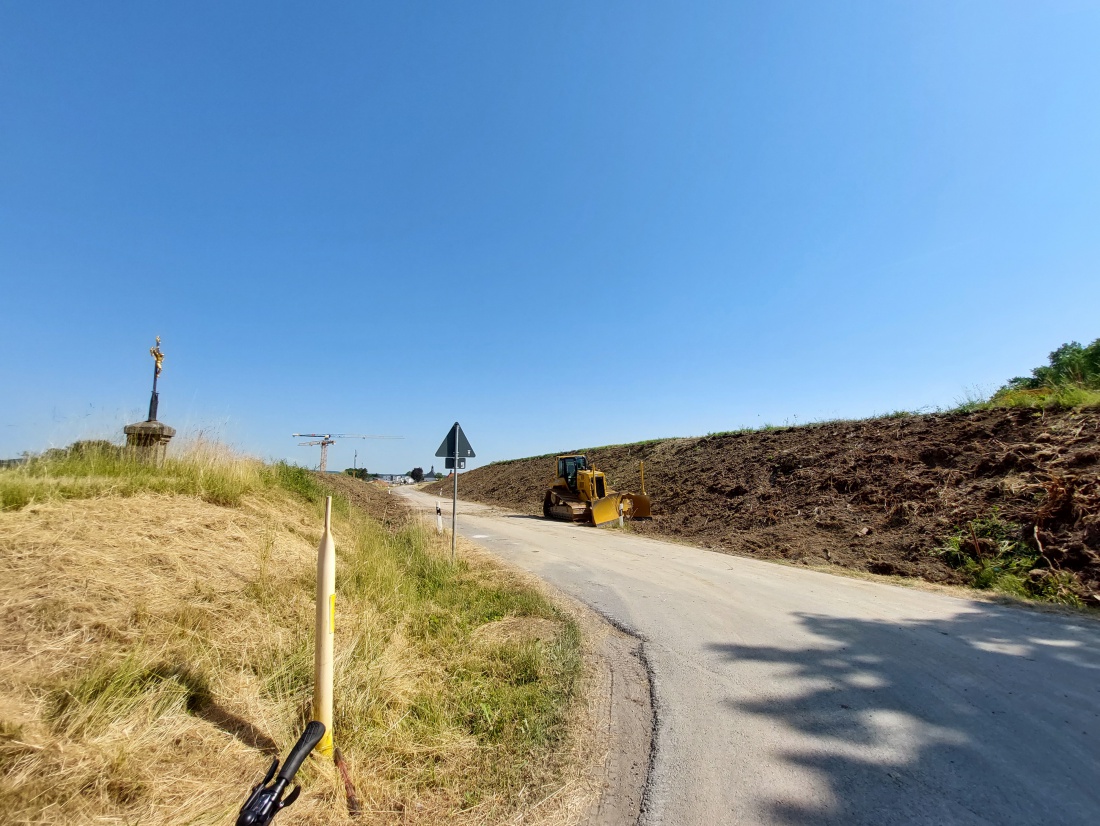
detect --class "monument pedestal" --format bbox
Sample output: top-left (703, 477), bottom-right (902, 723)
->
top-left (124, 420), bottom-right (176, 465)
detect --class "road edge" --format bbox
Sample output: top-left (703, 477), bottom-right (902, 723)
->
top-left (462, 537), bottom-right (655, 826)
top-left (580, 622), bottom-right (653, 826)
top-left (394, 487), bottom-right (654, 825)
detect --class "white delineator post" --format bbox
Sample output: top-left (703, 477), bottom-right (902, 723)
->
top-left (436, 501), bottom-right (443, 534)
top-left (313, 496), bottom-right (336, 757)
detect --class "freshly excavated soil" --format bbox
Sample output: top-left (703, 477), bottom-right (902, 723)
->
top-left (422, 408), bottom-right (1100, 605)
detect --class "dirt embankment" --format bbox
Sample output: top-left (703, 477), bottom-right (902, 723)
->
top-left (423, 408), bottom-right (1100, 604)
top-left (312, 471), bottom-right (405, 525)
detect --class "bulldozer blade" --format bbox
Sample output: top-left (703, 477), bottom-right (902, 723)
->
top-left (623, 493), bottom-right (652, 519)
top-left (590, 494), bottom-right (624, 527)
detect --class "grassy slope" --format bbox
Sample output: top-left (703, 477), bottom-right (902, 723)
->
top-left (0, 446), bottom-right (584, 825)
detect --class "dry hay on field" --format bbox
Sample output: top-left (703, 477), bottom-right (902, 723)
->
top-left (0, 493), bottom-right (318, 678)
top-left (0, 492), bottom-right (343, 825)
top-left (472, 616), bottom-right (564, 647)
top-left (0, 489), bottom-right (604, 826)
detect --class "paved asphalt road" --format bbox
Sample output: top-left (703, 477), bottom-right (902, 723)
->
top-left (396, 489), bottom-right (1100, 826)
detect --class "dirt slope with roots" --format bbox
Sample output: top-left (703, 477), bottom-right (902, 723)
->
top-left (424, 408), bottom-right (1100, 606)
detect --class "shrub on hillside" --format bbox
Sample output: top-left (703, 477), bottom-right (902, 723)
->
top-left (989, 338), bottom-right (1100, 409)
top-left (1000, 338), bottom-right (1100, 392)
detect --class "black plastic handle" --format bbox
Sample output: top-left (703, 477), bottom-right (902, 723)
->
top-left (277, 721), bottom-right (325, 783)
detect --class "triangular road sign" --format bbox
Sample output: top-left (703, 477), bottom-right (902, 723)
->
top-left (435, 422), bottom-right (475, 459)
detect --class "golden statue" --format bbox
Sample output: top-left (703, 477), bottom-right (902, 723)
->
top-left (149, 336), bottom-right (164, 377)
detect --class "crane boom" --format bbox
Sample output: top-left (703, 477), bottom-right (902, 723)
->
top-left (292, 432), bottom-right (403, 473)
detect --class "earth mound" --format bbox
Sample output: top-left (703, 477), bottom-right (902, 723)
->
top-left (424, 408), bottom-right (1100, 605)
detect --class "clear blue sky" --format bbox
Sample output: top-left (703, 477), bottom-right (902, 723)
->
top-left (2, 2), bottom-right (1098, 473)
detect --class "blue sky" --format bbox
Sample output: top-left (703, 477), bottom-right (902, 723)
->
top-left (2, 2), bottom-right (1098, 473)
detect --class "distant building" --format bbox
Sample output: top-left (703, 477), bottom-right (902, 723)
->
top-left (375, 473), bottom-right (415, 484)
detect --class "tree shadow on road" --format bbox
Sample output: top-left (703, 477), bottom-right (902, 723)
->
top-left (707, 606), bottom-right (1100, 825)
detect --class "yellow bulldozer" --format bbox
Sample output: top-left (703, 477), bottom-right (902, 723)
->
top-left (543, 455), bottom-right (652, 527)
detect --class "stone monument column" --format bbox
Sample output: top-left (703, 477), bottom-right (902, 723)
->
top-left (124, 337), bottom-right (176, 464)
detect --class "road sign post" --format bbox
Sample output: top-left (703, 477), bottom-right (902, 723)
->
top-left (435, 422), bottom-right (475, 563)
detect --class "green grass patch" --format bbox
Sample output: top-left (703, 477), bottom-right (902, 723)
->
top-left (302, 485), bottom-right (583, 800)
top-left (321, 503), bottom-right (585, 796)
top-left (269, 461), bottom-right (325, 503)
top-left (989, 385), bottom-right (1100, 410)
top-left (0, 439), bottom-right (331, 511)
top-left (932, 510), bottom-right (1083, 607)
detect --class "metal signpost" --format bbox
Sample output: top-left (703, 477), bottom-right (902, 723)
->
top-left (435, 422), bottom-right (475, 563)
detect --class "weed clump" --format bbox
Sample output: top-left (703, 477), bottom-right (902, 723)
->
top-left (933, 510), bottom-right (1083, 606)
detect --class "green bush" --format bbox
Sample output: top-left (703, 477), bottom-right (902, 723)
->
top-left (947, 338), bottom-right (1100, 412)
top-left (984, 338), bottom-right (1100, 411)
top-left (1006, 339), bottom-right (1100, 391)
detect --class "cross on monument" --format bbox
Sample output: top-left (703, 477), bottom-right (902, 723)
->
top-left (124, 336), bottom-right (176, 464)
top-left (148, 336), bottom-right (164, 421)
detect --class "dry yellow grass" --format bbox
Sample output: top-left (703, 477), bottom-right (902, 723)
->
top-left (0, 493), bottom-right (322, 824)
top-left (0, 454), bottom-right (590, 826)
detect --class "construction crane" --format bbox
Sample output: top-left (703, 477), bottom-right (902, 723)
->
top-left (292, 433), bottom-right (402, 473)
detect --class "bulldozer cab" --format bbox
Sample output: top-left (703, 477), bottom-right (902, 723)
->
top-left (557, 455), bottom-right (588, 493)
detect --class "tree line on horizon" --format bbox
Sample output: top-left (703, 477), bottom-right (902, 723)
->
top-left (1001, 338), bottom-right (1100, 392)
top-left (344, 466), bottom-right (444, 482)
